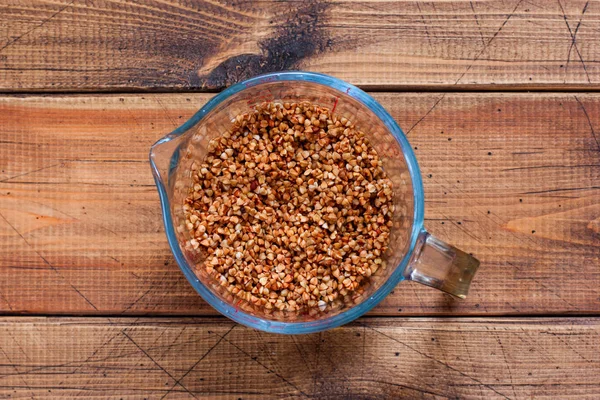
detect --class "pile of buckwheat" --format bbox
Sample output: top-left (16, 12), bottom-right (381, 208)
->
top-left (183, 101), bottom-right (394, 312)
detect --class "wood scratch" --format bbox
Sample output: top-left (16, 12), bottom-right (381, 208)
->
top-left (542, 330), bottom-right (596, 364)
top-left (67, 332), bottom-right (124, 397)
top-left (313, 331), bottom-right (322, 395)
top-left (362, 324), bottom-right (510, 400)
top-left (0, 210), bottom-right (98, 311)
top-left (455, 0), bottom-right (523, 85)
top-left (0, 0), bottom-right (76, 55)
top-left (129, 272), bottom-right (143, 280)
top-left (154, 96), bottom-right (179, 128)
top-left (509, 262), bottom-right (578, 309)
top-left (0, 163), bottom-right (62, 183)
top-left (518, 327), bottom-right (558, 364)
top-left (522, 0), bottom-right (552, 12)
top-left (574, 96), bottom-right (600, 151)
top-left (121, 329), bottom-right (196, 398)
top-left (291, 335), bottom-right (307, 366)
top-left (5, 333), bottom-right (31, 364)
top-left (0, 334), bottom-right (214, 381)
top-left (16, 199), bottom-right (80, 223)
top-left (434, 335), bottom-right (460, 399)
top-left (0, 290), bottom-right (13, 311)
top-left (121, 287), bottom-right (153, 313)
top-left (416, 2), bottom-right (435, 53)
top-left (522, 186), bottom-right (600, 195)
top-left (405, 94), bottom-right (446, 135)
top-left (0, 346), bottom-right (36, 399)
top-left (461, 332), bottom-right (484, 398)
top-left (434, 199), bottom-right (483, 244)
top-left (13, 197), bottom-right (120, 238)
top-left (219, 331), bottom-right (311, 398)
top-left (157, 326), bottom-right (187, 362)
top-left (558, 0), bottom-right (591, 84)
top-left (410, 284), bottom-right (426, 311)
top-left (160, 325), bottom-right (235, 399)
top-left (252, 329), bottom-right (282, 381)
top-left (361, 323), bottom-right (512, 400)
top-left (470, 1), bottom-right (486, 46)
top-left (493, 330), bottom-right (517, 399)
top-left (449, 218), bottom-right (484, 244)
top-left (565, 1), bottom-right (589, 81)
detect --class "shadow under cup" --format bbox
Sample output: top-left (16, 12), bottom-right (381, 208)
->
top-left (151, 73), bottom-right (422, 333)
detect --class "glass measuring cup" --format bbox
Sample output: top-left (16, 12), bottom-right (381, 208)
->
top-left (150, 72), bottom-right (479, 334)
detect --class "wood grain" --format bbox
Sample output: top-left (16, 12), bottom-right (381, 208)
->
top-left (0, 317), bottom-right (598, 399)
top-left (0, 93), bottom-right (599, 316)
top-left (1, 1), bottom-right (600, 91)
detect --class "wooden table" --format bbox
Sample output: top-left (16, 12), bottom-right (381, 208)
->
top-left (1, 1), bottom-right (599, 398)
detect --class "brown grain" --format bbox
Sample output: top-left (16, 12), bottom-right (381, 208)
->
top-left (183, 101), bottom-right (394, 312)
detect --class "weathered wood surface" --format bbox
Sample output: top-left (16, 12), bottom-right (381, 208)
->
top-left (0, 317), bottom-right (598, 399)
top-left (1, 93), bottom-right (598, 316)
top-left (1, 0), bottom-right (600, 91)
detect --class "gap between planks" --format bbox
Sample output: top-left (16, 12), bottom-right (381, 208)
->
top-left (1, 313), bottom-right (599, 320)
top-left (3, 85), bottom-right (600, 95)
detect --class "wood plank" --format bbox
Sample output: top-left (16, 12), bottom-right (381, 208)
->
top-left (0, 317), bottom-right (598, 398)
top-left (1, 1), bottom-right (600, 91)
top-left (0, 93), bottom-right (599, 316)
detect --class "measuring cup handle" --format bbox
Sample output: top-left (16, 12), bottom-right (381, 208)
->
top-left (403, 230), bottom-right (480, 299)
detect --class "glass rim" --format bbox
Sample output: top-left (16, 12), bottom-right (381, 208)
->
top-left (150, 71), bottom-right (425, 334)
